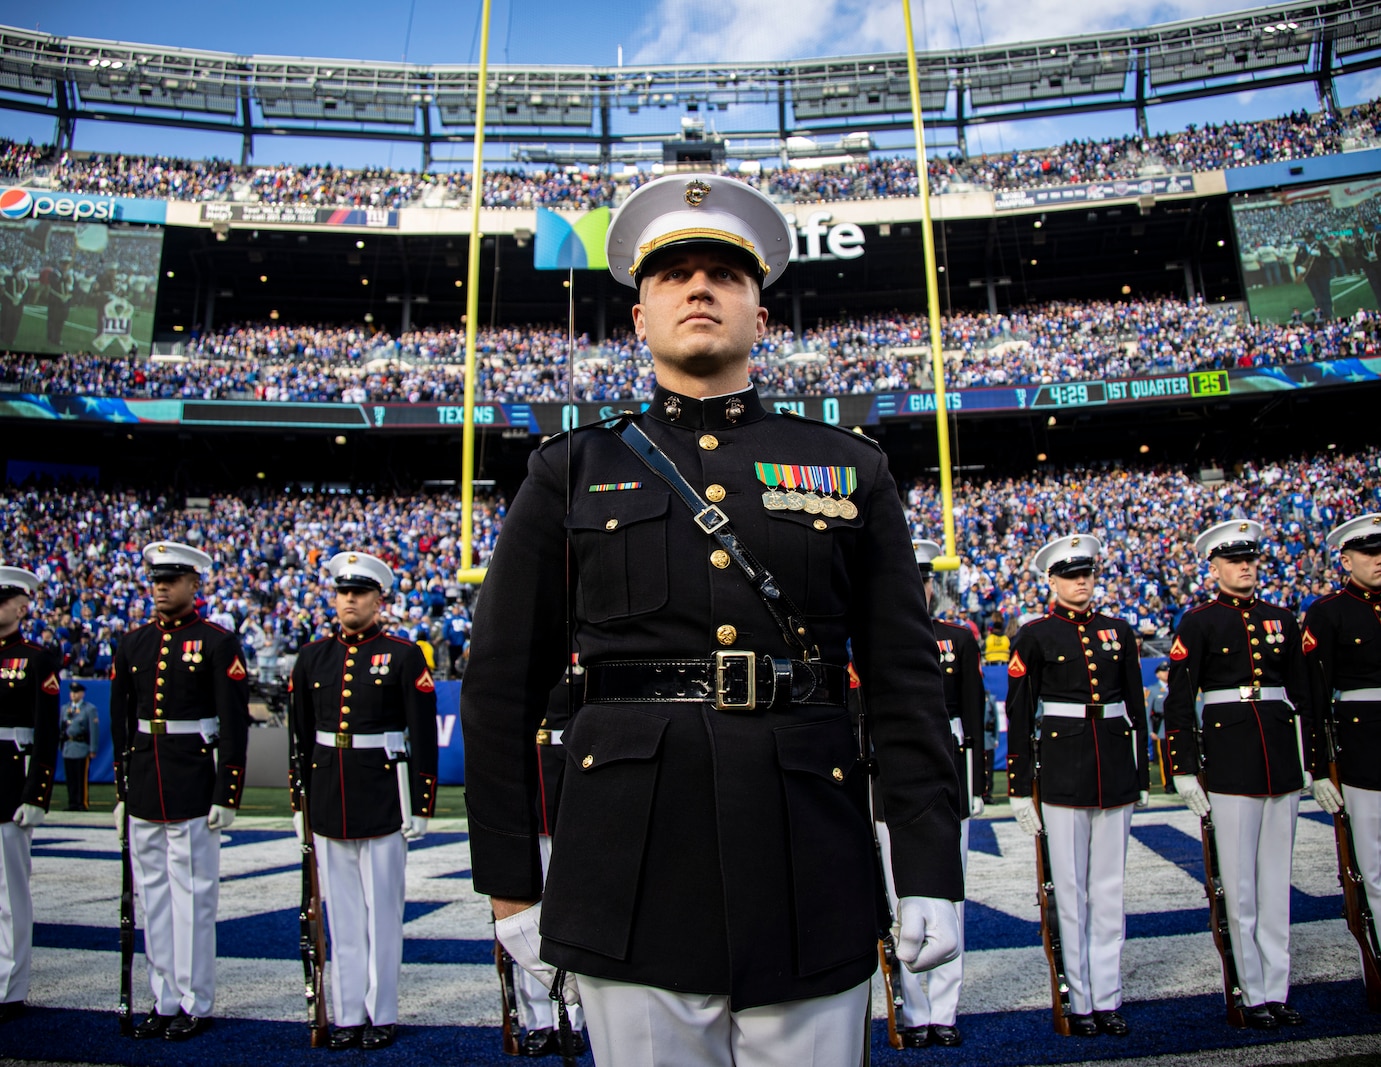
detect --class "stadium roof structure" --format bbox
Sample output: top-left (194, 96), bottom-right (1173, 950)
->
top-left (3, 0), bottom-right (1381, 166)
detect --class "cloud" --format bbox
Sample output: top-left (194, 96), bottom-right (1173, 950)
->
top-left (629, 0), bottom-right (1260, 65)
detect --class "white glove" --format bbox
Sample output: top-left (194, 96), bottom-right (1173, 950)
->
top-left (1174, 775), bottom-right (1211, 817)
top-left (1313, 777), bottom-right (1344, 814)
top-left (1301, 770), bottom-right (1315, 792)
top-left (1136, 790), bottom-right (1150, 808)
top-left (402, 815), bottom-right (428, 842)
top-left (114, 801), bottom-right (126, 840)
top-left (292, 810), bottom-right (305, 842)
top-left (969, 795), bottom-right (985, 818)
top-left (896, 896), bottom-right (961, 972)
top-left (206, 804), bottom-right (237, 830)
top-left (494, 902), bottom-right (581, 1007)
top-left (1010, 795), bottom-right (1041, 836)
top-left (13, 803), bottom-right (45, 829)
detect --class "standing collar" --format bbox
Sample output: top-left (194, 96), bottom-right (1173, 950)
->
top-left (648, 383), bottom-right (765, 429)
top-left (0, 630), bottom-right (24, 648)
top-left (1345, 579), bottom-right (1380, 602)
top-left (337, 621), bottom-right (383, 645)
top-left (1215, 590), bottom-right (1257, 611)
top-left (156, 610), bottom-right (200, 632)
top-left (1050, 605), bottom-right (1095, 625)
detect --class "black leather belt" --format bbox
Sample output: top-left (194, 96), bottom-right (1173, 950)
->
top-left (583, 654), bottom-right (847, 712)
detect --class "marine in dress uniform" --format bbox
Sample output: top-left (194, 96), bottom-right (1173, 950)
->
top-left (514, 660), bottom-right (589, 1057)
top-left (0, 567), bottom-right (60, 1022)
top-left (1301, 514), bottom-right (1381, 982)
top-left (62, 681), bottom-right (98, 811)
top-left (1005, 535), bottom-right (1148, 1037)
top-left (109, 542), bottom-right (250, 1041)
top-left (1165, 520), bottom-right (1312, 1029)
top-left (462, 174), bottom-right (964, 1067)
top-left (876, 541), bottom-right (985, 1048)
top-left (289, 552), bottom-right (439, 1052)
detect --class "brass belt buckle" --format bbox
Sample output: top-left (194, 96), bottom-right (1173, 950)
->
top-left (334, 733), bottom-right (351, 748)
top-left (713, 650), bottom-right (757, 711)
top-left (535, 728), bottom-right (551, 746)
top-left (1238, 685), bottom-right (1260, 701)
top-left (148, 720), bottom-right (167, 735)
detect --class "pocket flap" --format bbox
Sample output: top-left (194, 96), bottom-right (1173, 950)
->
top-left (565, 491), bottom-right (669, 532)
top-left (566, 706), bottom-right (670, 770)
top-left (774, 716), bottom-right (858, 782)
top-left (1041, 715), bottom-right (1086, 737)
top-left (763, 506), bottom-right (864, 533)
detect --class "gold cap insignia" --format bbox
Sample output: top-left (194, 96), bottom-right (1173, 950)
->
top-left (347, 554), bottom-right (358, 563)
top-left (1373, 517), bottom-right (1380, 525)
top-left (1070, 537), bottom-right (1080, 546)
top-left (157, 545), bottom-right (167, 553)
top-left (1239, 523), bottom-right (1249, 531)
top-left (685, 179), bottom-right (710, 206)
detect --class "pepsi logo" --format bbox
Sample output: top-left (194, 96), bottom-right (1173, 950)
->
top-left (0, 188), bottom-right (33, 220)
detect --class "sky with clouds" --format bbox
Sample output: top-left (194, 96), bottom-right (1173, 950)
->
top-left (2, 0), bottom-right (1370, 167)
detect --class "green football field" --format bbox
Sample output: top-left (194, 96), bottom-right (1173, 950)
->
top-left (1244, 274), bottom-right (1380, 323)
top-left (7, 302), bottom-right (154, 356)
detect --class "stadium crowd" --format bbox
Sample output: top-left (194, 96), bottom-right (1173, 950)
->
top-left (3, 297), bottom-right (1378, 402)
top-left (4, 446), bottom-right (1376, 677)
top-left (2, 485), bottom-right (505, 680)
top-left (909, 446), bottom-right (1381, 644)
top-left (4, 99), bottom-right (1379, 209)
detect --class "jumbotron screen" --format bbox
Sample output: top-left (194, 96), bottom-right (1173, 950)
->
top-left (0, 218), bottom-right (164, 356)
top-left (1231, 175), bottom-right (1381, 324)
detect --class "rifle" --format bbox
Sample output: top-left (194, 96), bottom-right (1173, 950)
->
top-left (856, 677), bottom-right (901, 1050)
top-left (1323, 713), bottom-right (1381, 1011)
top-left (117, 750), bottom-right (134, 1036)
top-left (1198, 770), bottom-right (1246, 1028)
top-left (1031, 773), bottom-right (1072, 1036)
top-left (875, 931), bottom-right (904, 1050)
top-left (293, 753), bottom-right (329, 1047)
top-left (495, 936), bottom-right (520, 1055)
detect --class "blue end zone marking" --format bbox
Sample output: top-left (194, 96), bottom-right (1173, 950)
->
top-left (968, 819), bottom-right (1000, 857)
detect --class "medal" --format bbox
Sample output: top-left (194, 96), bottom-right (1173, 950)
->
top-left (182, 653), bottom-right (193, 663)
top-left (192, 653), bottom-right (203, 664)
top-left (820, 498), bottom-right (841, 518)
top-left (1112, 642), bottom-right (1121, 651)
top-left (1102, 642), bottom-right (1111, 651)
top-left (379, 666), bottom-right (389, 675)
top-left (838, 500), bottom-right (858, 519)
top-left (785, 491), bottom-right (805, 511)
top-left (803, 494), bottom-right (824, 515)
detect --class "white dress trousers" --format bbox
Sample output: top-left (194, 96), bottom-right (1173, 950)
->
top-left (577, 973), bottom-right (871, 1067)
top-left (517, 835), bottom-right (586, 1033)
top-left (1345, 784), bottom-right (1381, 918)
top-left (876, 817), bottom-right (969, 1028)
top-left (128, 816), bottom-right (220, 1017)
top-left (1208, 791), bottom-right (1298, 1007)
top-left (316, 831), bottom-right (407, 1027)
top-left (1042, 802), bottom-right (1135, 1017)
top-left (0, 820), bottom-right (34, 1004)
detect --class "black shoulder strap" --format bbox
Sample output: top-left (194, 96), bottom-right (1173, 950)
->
top-left (609, 416), bottom-right (820, 661)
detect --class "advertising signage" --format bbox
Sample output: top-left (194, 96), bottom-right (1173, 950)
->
top-left (0, 188), bottom-right (167, 225)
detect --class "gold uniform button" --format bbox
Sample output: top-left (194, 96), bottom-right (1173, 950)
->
top-left (706, 484), bottom-right (726, 502)
top-left (946, 667), bottom-right (954, 674)
top-left (157, 678), bottom-right (164, 687)
top-left (582, 755), bottom-right (594, 769)
top-left (1253, 653), bottom-right (1261, 660)
top-left (1084, 649), bottom-right (1093, 657)
top-left (342, 689), bottom-right (351, 698)
top-left (344, 674), bottom-right (353, 681)
top-left (1078, 626), bottom-right (1086, 633)
top-left (813, 519), bottom-right (827, 531)
top-left (710, 550), bottom-right (731, 569)
top-left (1092, 694), bottom-right (1101, 702)
top-left (605, 518), bottom-right (619, 531)
top-left (1253, 668), bottom-right (1263, 677)
top-left (831, 768), bottom-right (844, 782)
top-left (158, 661), bottom-right (167, 670)
top-left (346, 660), bottom-right (355, 668)
top-left (340, 722), bottom-right (350, 730)
top-left (1251, 638), bottom-right (1259, 646)
top-left (340, 706), bottom-right (350, 715)
top-left (1088, 663), bottom-right (1097, 672)
top-left (698, 434), bottom-right (719, 451)
top-left (716, 625), bottom-right (738, 646)
top-left (1247, 625), bottom-right (1256, 632)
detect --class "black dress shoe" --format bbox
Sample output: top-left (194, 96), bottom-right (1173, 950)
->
top-left (1243, 1005), bottom-right (1280, 1030)
top-left (329, 1025), bottom-right (364, 1050)
top-left (929, 1024), bottom-right (962, 1046)
top-left (0, 1001), bottom-right (25, 1023)
top-left (1094, 1010), bottom-right (1129, 1036)
top-left (164, 1012), bottom-right (213, 1041)
top-left (1267, 1002), bottom-right (1304, 1025)
top-left (1066, 1013), bottom-right (1099, 1037)
top-left (133, 1010), bottom-right (173, 1039)
top-left (522, 1028), bottom-right (558, 1057)
top-left (899, 1025), bottom-right (931, 1048)
top-left (361, 1023), bottom-right (396, 1050)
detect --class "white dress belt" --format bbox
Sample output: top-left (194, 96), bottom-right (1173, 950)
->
top-left (0, 726), bottom-right (34, 745)
top-left (138, 717), bottom-right (219, 742)
top-left (1202, 686), bottom-right (1287, 704)
top-left (1041, 700), bottom-right (1128, 719)
top-left (1338, 688), bottom-right (1381, 702)
top-left (949, 716), bottom-right (964, 744)
top-left (316, 729), bottom-right (408, 758)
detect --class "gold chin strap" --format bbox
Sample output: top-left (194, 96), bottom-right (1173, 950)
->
top-left (630, 228), bottom-right (769, 278)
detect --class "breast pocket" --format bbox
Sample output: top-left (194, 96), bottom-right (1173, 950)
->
top-left (762, 508), bottom-right (863, 617)
top-left (566, 492), bottom-right (670, 623)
